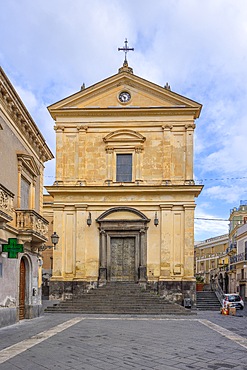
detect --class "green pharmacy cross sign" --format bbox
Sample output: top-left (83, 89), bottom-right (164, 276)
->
top-left (2, 238), bottom-right (24, 258)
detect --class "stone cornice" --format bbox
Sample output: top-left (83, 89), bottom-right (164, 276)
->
top-left (46, 184), bottom-right (203, 198)
top-left (49, 106), bottom-right (199, 120)
top-left (0, 67), bottom-right (54, 163)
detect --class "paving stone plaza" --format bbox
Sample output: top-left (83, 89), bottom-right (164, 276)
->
top-left (0, 310), bottom-right (247, 370)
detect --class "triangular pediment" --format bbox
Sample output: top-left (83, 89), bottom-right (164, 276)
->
top-left (48, 67), bottom-right (202, 118)
top-left (17, 153), bottom-right (40, 177)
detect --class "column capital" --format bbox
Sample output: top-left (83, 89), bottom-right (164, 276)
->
top-left (77, 125), bottom-right (88, 132)
top-left (160, 204), bottom-right (173, 210)
top-left (185, 123), bottom-right (195, 130)
top-left (106, 147), bottom-right (114, 154)
top-left (135, 146), bottom-right (143, 153)
top-left (54, 126), bottom-right (64, 132)
top-left (162, 124), bottom-right (173, 131)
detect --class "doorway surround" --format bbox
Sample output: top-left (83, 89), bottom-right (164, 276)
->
top-left (96, 207), bottom-right (150, 283)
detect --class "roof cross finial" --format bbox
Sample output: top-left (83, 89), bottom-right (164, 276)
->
top-left (118, 38), bottom-right (134, 64)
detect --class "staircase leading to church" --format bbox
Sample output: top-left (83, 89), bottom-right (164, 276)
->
top-left (45, 282), bottom-right (193, 315)
top-left (196, 291), bottom-right (221, 311)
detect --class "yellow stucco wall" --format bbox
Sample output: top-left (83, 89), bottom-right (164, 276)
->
top-left (46, 64), bottom-right (202, 285)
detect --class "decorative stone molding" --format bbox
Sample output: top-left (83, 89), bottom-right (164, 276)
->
top-left (0, 68), bottom-right (53, 163)
top-left (185, 123), bottom-right (196, 130)
top-left (135, 146), bottom-right (143, 153)
top-left (96, 207), bottom-right (150, 283)
top-left (0, 184), bottom-right (14, 222)
top-left (161, 180), bottom-right (172, 186)
top-left (54, 126), bottom-right (65, 132)
top-left (105, 147), bottom-right (114, 154)
top-left (17, 153), bottom-right (40, 177)
top-left (162, 124), bottom-right (173, 131)
top-left (103, 129), bottom-right (146, 144)
top-left (184, 180), bottom-right (195, 185)
top-left (77, 125), bottom-right (88, 132)
top-left (97, 206), bottom-right (150, 221)
top-left (103, 130), bottom-right (145, 183)
top-left (16, 209), bottom-right (49, 242)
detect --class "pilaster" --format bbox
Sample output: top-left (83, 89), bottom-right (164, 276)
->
top-left (185, 123), bottom-right (195, 181)
top-left (162, 125), bottom-right (172, 182)
top-left (77, 126), bottom-right (87, 184)
top-left (184, 204), bottom-right (196, 278)
top-left (159, 204), bottom-right (173, 279)
top-left (54, 126), bottom-right (64, 183)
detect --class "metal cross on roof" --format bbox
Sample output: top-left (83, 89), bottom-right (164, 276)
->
top-left (118, 38), bottom-right (134, 63)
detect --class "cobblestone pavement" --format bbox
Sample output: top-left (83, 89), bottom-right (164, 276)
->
top-left (0, 310), bottom-right (247, 370)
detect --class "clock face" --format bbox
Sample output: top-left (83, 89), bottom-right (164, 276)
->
top-left (119, 91), bottom-right (131, 103)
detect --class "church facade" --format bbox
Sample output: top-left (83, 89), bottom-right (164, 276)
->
top-left (46, 62), bottom-right (202, 305)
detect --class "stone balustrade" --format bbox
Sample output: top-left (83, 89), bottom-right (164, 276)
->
top-left (16, 209), bottom-right (49, 239)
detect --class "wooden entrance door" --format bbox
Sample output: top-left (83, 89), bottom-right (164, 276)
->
top-left (110, 237), bottom-right (136, 281)
top-left (19, 259), bottom-right (26, 320)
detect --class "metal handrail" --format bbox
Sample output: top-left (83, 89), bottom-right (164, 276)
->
top-left (211, 280), bottom-right (224, 305)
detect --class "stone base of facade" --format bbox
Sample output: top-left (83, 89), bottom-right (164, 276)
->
top-left (0, 308), bottom-right (17, 328)
top-left (146, 280), bottom-right (196, 307)
top-left (49, 280), bottom-right (97, 300)
top-left (0, 305), bottom-right (43, 329)
top-left (49, 279), bottom-right (196, 306)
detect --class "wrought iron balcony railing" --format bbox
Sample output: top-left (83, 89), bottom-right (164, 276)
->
top-left (230, 252), bottom-right (247, 265)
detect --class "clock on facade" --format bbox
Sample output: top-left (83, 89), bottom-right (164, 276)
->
top-left (118, 91), bottom-right (131, 103)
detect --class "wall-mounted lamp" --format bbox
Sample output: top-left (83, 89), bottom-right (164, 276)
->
top-left (87, 212), bottom-right (92, 226)
top-left (154, 212), bottom-right (159, 227)
top-left (51, 231), bottom-right (59, 250)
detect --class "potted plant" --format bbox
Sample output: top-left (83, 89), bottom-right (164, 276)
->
top-left (196, 275), bottom-right (205, 291)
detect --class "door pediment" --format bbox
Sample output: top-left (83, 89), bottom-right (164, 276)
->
top-left (96, 207), bottom-right (150, 222)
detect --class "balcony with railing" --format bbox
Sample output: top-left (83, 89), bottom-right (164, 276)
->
top-left (16, 209), bottom-right (49, 246)
top-left (0, 184), bottom-right (14, 223)
top-left (226, 242), bottom-right (237, 256)
top-left (230, 252), bottom-right (247, 265)
top-left (196, 251), bottom-right (227, 261)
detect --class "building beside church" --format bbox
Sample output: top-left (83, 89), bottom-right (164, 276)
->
top-left (227, 201), bottom-right (247, 297)
top-left (195, 234), bottom-right (229, 289)
top-left (235, 222), bottom-right (247, 300)
top-left (46, 61), bottom-right (202, 305)
top-left (0, 67), bottom-right (53, 327)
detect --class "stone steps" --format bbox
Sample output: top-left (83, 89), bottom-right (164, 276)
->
top-left (196, 291), bottom-right (221, 311)
top-left (45, 282), bottom-right (193, 315)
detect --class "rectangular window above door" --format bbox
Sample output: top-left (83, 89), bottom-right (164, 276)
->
top-left (116, 154), bottom-right (132, 182)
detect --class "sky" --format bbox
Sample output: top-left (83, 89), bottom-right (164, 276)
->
top-left (1, 0), bottom-right (247, 241)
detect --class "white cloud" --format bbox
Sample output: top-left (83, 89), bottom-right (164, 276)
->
top-left (1, 0), bottom-right (247, 240)
top-left (203, 184), bottom-right (246, 204)
top-left (195, 207), bottom-right (229, 242)
top-left (15, 85), bottom-right (38, 112)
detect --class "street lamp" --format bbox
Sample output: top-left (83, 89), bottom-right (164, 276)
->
top-left (87, 212), bottom-right (92, 226)
top-left (51, 232), bottom-right (59, 250)
top-left (154, 212), bottom-right (159, 227)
